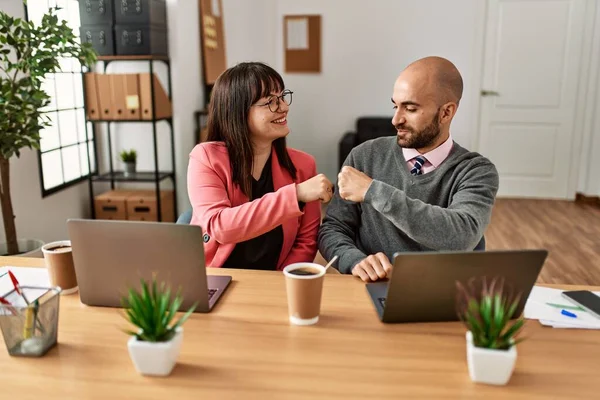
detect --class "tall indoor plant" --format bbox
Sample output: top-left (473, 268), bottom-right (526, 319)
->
top-left (0, 5), bottom-right (96, 255)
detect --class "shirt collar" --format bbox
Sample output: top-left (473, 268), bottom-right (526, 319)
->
top-left (402, 134), bottom-right (454, 167)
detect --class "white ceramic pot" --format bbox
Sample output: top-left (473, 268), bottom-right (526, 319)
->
top-left (127, 327), bottom-right (183, 376)
top-left (123, 162), bottom-right (136, 176)
top-left (0, 238), bottom-right (45, 257)
top-left (466, 331), bottom-right (517, 385)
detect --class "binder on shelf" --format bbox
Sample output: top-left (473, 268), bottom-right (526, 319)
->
top-left (95, 74), bottom-right (114, 120)
top-left (83, 73), bottom-right (100, 121)
top-left (138, 73), bottom-right (171, 120)
top-left (123, 74), bottom-right (141, 120)
top-left (109, 75), bottom-right (127, 120)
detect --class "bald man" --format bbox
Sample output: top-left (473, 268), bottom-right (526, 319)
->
top-left (318, 57), bottom-right (499, 282)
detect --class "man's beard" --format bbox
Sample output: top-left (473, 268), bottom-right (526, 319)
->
top-left (396, 109), bottom-right (441, 149)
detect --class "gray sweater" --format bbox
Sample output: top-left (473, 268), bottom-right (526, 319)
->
top-left (318, 137), bottom-right (499, 274)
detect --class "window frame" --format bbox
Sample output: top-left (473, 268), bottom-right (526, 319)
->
top-left (25, 1), bottom-right (97, 198)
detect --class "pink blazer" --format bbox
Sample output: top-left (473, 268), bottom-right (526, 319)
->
top-left (187, 142), bottom-right (321, 270)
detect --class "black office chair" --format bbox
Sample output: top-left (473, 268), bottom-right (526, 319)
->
top-left (339, 117), bottom-right (396, 169)
top-left (474, 236), bottom-right (486, 251)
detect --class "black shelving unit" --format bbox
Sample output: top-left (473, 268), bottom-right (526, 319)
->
top-left (84, 55), bottom-right (177, 222)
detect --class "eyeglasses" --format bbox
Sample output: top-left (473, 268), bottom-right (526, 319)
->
top-left (256, 90), bottom-right (293, 113)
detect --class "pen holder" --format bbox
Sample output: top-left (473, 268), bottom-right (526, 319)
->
top-left (0, 286), bottom-right (61, 357)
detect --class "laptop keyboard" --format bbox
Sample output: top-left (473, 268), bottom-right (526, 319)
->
top-left (378, 297), bottom-right (386, 308)
top-left (208, 288), bottom-right (218, 300)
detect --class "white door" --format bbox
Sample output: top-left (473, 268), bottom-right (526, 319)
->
top-left (478, 0), bottom-right (586, 198)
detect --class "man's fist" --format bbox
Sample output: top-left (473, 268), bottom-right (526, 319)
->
top-left (337, 166), bottom-right (373, 202)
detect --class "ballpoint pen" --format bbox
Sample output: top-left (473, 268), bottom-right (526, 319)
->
top-left (8, 270), bottom-right (31, 304)
top-left (0, 296), bottom-right (18, 316)
top-left (4, 271), bottom-right (45, 334)
top-left (561, 309), bottom-right (578, 318)
top-left (546, 302), bottom-right (585, 311)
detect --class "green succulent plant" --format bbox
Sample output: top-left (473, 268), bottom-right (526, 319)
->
top-left (121, 277), bottom-right (197, 342)
top-left (119, 149), bottom-right (137, 163)
top-left (456, 277), bottom-right (525, 350)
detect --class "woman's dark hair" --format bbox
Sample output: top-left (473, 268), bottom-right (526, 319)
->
top-left (207, 62), bottom-right (297, 198)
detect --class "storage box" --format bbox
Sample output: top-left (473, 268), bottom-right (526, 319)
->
top-left (115, 0), bottom-right (167, 26)
top-left (78, 0), bottom-right (114, 26)
top-left (126, 190), bottom-right (174, 222)
top-left (115, 25), bottom-right (168, 56)
top-left (94, 190), bottom-right (131, 220)
top-left (80, 25), bottom-right (115, 56)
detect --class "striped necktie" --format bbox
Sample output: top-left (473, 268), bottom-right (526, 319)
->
top-left (410, 155), bottom-right (426, 176)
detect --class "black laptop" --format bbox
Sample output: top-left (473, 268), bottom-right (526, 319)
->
top-left (366, 249), bottom-right (547, 323)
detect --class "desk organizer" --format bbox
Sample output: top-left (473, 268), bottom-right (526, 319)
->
top-left (0, 286), bottom-right (61, 357)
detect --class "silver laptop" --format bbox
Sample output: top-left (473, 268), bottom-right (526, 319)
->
top-left (67, 219), bottom-right (231, 312)
top-left (366, 249), bottom-right (547, 323)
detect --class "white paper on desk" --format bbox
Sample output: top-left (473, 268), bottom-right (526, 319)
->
top-left (524, 286), bottom-right (600, 329)
top-left (540, 320), bottom-right (600, 329)
top-left (0, 266), bottom-right (50, 299)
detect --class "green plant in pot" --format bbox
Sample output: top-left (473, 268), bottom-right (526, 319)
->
top-left (456, 277), bottom-right (525, 385)
top-left (0, 5), bottom-right (97, 255)
top-left (121, 276), bottom-right (197, 376)
top-left (119, 149), bottom-right (137, 177)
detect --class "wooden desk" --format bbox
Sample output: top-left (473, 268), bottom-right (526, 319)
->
top-left (1, 256), bottom-right (599, 399)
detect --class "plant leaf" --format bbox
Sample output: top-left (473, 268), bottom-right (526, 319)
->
top-left (118, 276), bottom-right (192, 343)
top-left (172, 301), bottom-right (198, 330)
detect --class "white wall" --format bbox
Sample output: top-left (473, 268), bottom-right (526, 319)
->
top-left (0, 0), bottom-right (89, 245)
top-left (223, 0), bottom-right (277, 67)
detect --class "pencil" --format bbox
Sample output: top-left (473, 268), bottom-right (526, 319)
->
top-left (23, 305), bottom-right (34, 339)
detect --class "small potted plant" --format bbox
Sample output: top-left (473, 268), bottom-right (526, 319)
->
top-left (121, 277), bottom-right (197, 376)
top-left (120, 149), bottom-right (137, 177)
top-left (456, 277), bottom-right (525, 385)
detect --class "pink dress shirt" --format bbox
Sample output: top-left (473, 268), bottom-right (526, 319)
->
top-left (402, 134), bottom-right (454, 174)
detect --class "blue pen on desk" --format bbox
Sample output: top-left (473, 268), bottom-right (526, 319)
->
top-left (561, 309), bottom-right (578, 318)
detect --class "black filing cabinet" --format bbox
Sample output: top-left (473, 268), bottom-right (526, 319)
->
top-left (78, 0), bottom-right (114, 25)
top-left (114, 25), bottom-right (168, 56)
top-left (78, 0), bottom-right (168, 57)
top-left (115, 0), bottom-right (167, 26)
top-left (79, 25), bottom-right (115, 56)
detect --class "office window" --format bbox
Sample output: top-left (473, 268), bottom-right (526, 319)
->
top-left (27, 0), bottom-right (96, 197)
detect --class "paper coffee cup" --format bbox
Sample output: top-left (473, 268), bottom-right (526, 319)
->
top-left (283, 262), bottom-right (326, 325)
top-left (41, 240), bottom-right (78, 295)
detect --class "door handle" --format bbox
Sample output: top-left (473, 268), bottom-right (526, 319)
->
top-left (481, 90), bottom-right (500, 96)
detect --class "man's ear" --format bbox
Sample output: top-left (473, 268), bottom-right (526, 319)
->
top-left (439, 102), bottom-right (458, 124)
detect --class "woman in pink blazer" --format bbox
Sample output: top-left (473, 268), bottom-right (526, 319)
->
top-left (187, 62), bottom-right (333, 270)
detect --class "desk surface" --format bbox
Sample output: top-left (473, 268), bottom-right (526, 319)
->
top-left (1, 256), bottom-right (599, 399)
